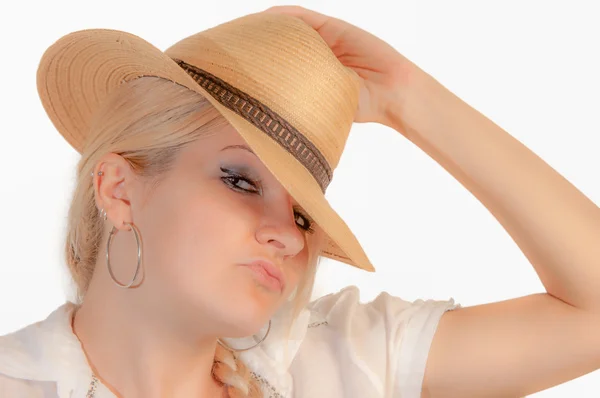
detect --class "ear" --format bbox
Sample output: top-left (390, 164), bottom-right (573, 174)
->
top-left (92, 153), bottom-right (138, 231)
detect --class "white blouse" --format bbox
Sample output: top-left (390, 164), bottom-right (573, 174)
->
top-left (0, 286), bottom-right (457, 397)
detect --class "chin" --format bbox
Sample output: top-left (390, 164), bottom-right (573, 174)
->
top-left (218, 312), bottom-right (272, 339)
top-left (219, 287), bottom-right (282, 337)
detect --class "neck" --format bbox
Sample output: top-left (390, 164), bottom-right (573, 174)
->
top-left (72, 284), bottom-right (225, 398)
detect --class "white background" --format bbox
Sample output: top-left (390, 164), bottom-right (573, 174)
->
top-left (1, 1), bottom-right (599, 396)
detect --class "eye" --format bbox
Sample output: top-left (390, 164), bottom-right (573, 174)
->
top-left (294, 208), bottom-right (315, 234)
top-left (220, 167), bottom-right (261, 194)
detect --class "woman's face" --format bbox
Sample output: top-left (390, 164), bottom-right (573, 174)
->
top-left (115, 122), bottom-right (315, 337)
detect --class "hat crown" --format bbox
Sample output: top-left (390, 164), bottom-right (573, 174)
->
top-left (165, 13), bottom-right (360, 172)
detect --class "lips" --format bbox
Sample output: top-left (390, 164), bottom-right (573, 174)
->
top-left (242, 259), bottom-right (285, 292)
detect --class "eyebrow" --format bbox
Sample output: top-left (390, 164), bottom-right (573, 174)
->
top-left (220, 144), bottom-right (256, 156)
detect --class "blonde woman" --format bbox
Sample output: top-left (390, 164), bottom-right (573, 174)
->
top-left (1, 6), bottom-right (599, 398)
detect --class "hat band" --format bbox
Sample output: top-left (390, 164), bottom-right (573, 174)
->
top-left (174, 59), bottom-right (332, 192)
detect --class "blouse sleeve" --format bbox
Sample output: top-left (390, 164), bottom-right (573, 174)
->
top-left (308, 286), bottom-right (459, 397)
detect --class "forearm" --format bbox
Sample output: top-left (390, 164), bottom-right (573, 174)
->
top-left (388, 67), bottom-right (600, 312)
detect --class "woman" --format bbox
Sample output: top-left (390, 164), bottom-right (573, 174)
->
top-left (1, 5), bottom-right (599, 398)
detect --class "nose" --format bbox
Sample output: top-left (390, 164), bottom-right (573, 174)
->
top-left (255, 208), bottom-right (305, 261)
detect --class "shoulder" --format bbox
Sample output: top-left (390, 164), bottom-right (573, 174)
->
top-left (297, 286), bottom-right (459, 397)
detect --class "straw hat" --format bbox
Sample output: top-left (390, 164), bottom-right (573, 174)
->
top-left (37, 12), bottom-right (375, 272)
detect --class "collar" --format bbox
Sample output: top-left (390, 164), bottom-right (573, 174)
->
top-left (221, 302), bottom-right (316, 396)
top-left (0, 303), bottom-right (93, 396)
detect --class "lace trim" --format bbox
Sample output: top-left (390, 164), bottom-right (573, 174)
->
top-left (87, 372), bottom-right (286, 397)
top-left (307, 320), bottom-right (329, 328)
top-left (250, 372), bottom-right (285, 398)
top-left (86, 374), bottom-right (99, 398)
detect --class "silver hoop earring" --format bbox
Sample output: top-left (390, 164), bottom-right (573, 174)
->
top-left (217, 320), bottom-right (272, 352)
top-left (106, 222), bottom-right (143, 289)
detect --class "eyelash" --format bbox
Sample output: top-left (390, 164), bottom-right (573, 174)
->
top-left (292, 206), bottom-right (315, 234)
top-left (220, 168), bottom-right (315, 234)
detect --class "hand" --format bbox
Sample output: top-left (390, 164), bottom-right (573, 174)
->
top-left (263, 6), bottom-right (417, 127)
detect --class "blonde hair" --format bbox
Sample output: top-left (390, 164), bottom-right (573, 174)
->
top-left (65, 76), bottom-right (325, 397)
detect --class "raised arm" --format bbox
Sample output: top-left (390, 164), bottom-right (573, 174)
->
top-left (266, 6), bottom-right (600, 397)
top-left (397, 63), bottom-right (600, 398)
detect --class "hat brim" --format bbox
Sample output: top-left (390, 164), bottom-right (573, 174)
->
top-left (37, 28), bottom-right (374, 272)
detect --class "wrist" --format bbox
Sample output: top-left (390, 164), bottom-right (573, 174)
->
top-left (384, 63), bottom-right (452, 139)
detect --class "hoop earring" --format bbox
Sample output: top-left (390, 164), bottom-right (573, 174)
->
top-left (217, 320), bottom-right (272, 352)
top-left (106, 222), bottom-right (143, 289)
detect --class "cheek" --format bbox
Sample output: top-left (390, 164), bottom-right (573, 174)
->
top-left (138, 183), bottom-right (255, 290)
